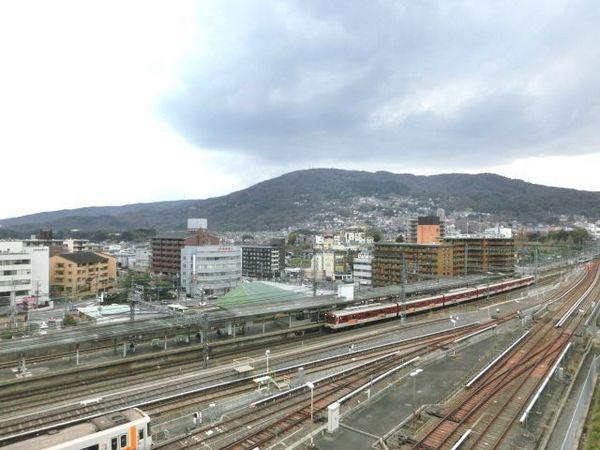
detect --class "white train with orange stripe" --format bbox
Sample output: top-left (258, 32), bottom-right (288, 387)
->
top-left (2, 408), bottom-right (151, 450)
top-left (325, 276), bottom-right (535, 329)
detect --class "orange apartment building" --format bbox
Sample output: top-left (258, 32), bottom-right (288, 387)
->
top-left (50, 252), bottom-right (117, 298)
top-left (372, 242), bottom-right (454, 286)
top-left (409, 216), bottom-right (445, 244)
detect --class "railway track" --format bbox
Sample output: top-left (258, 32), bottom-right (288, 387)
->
top-left (0, 319), bottom-right (495, 444)
top-left (0, 269), bottom-right (569, 410)
top-left (400, 262), bottom-right (599, 450)
top-left (0, 268), bottom-right (577, 448)
top-left (156, 330), bottom-right (466, 449)
top-left (0, 312), bottom-right (479, 411)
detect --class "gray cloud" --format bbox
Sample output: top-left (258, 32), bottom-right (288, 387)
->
top-left (160, 0), bottom-right (600, 168)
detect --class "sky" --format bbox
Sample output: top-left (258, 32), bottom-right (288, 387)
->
top-left (1, 0), bottom-right (599, 219)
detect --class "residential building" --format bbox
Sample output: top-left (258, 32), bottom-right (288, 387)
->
top-left (311, 249), bottom-right (356, 281)
top-left (483, 225), bottom-right (513, 239)
top-left (115, 251), bottom-right (136, 269)
top-left (344, 229), bottom-right (374, 245)
top-left (0, 241), bottom-right (49, 307)
top-left (353, 253), bottom-right (372, 286)
top-left (181, 245), bottom-right (242, 297)
top-left (64, 238), bottom-right (91, 253)
top-left (50, 252), bottom-right (117, 298)
top-left (242, 240), bottom-right (285, 279)
top-left (409, 216), bottom-right (445, 244)
top-left (372, 242), bottom-right (454, 286)
top-left (23, 237), bottom-right (66, 257)
top-left (151, 222), bottom-right (219, 275)
top-left (134, 248), bottom-right (151, 272)
top-left (444, 236), bottom-right (515, 274)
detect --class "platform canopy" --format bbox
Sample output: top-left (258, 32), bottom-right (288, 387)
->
top-left (216, 281), bottom-right (308, 309)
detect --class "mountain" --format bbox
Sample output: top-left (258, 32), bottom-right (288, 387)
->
top-left (1, 169), bottom-right (599, 233)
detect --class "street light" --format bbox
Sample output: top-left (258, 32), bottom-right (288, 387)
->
top-left (265, 349), bottom-right (271, 375)
top-left (306, 381), bottom-right (315, 446)
top-left (450, 315), bottom-right (458, 328)
top-left (410, 369), bottom-right (423, 409)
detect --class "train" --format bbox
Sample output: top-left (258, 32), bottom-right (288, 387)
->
top-left (2, 408), bottom-right (151, 450)
top-left (324, 276), bottom-right (535, 330)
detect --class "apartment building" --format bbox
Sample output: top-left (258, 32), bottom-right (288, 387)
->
top-left (50, 252), bottom-right (117, 298)
top-left (64, 238), bottom-right (91, 253)
top-left (151, 228), bottom-right (219, 275)
top-left (372, 242), bottom-right (454, 286)
top-left (242, 240), bottom-right (285, 279)
top-left (408, 216), bottom-right (446, 244)
top-left (444, 236), bottom-right (515, 274)
top-left (353, 253), bottom-right (372, 286)
top-left (134, 248), bottom-right (151, 273)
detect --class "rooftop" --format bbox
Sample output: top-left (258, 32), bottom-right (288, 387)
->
top-left (56, 252), bottom-right (108, 264)
top-left (216, 281), bottom-right (307, 308)
top-left (152, 231), bottom-right (191, 240)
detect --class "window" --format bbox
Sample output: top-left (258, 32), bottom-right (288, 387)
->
top-left (80, 446), bottom-right (99, 450)
top-left (120, 434), bottom-right (127, 447)
top-left (138, 428), bottom-right (144, 440)
top-left (111, 438), bottom-right (117, 450)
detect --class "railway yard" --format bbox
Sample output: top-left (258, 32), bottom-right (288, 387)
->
top-left (0, 262), bottom-right (599, 450)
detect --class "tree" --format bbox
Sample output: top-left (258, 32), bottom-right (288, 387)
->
top-left (366, 227), bottom-right (383, 243)
top-left (62, 314), bottom-right (78, 327)
top-left (120, 230), bottom-right (135, 241)
top-left (571, 228), bottom-right (591, 245)
top-left (395, 234), bottom-right (405, 243)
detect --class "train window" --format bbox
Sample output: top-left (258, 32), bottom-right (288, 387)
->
top-left (139, 428), bottom-right (144, 440)
top-left (80, 446), bottom-right (99, 450)
top-left (120, 434), bottom-right (127, 447)
top-left (111, 438), bottom-right (117, 450)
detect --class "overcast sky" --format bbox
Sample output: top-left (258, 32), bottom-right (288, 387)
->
top-left (1, 0), bottom-right (599, 219)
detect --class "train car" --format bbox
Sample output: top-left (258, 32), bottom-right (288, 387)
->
top-left (325, 276), bottom-right (535, 330)
top-left (442, 287), bottom-right (479, 306)
top-left (2, 408), bottom-right (151, 450)
top-left (324, 302), bottom-right (399, 329)
top-left (399, 294), bottom-right (445, 315)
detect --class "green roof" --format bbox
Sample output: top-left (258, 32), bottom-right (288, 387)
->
top-left (216, 281), bottom-right (306, 309)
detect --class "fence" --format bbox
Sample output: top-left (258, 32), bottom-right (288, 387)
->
top-left (559, 355), bottom-right (598, 450)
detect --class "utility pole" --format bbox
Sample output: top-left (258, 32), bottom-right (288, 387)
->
top-left (400, 253), bottom-right (406, 324)
top-left (202, 313), bottom-right (209, 369)
top-left (312, 252), bottom-right (317, 296)
top-left (9, 282), bottom-right (18, 330)
top-left (534, 246), bottom-right (539, 280)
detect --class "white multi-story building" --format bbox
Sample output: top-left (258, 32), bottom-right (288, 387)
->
top-left (181, 245), bottom-right (242, 297)
top-left (353, 254), bottom-right (372, 286)
top-left (484, 225), bottom-right (513, 239)
top-left (0, 241), bottom-right (49, 307)
top-left (311, 251), bottom-right (335, 280)
top-left (134, 248), bottom-right (151, 272)
top-left (344, 230), bottom-right (373, 245)
top-left (63, 238), bottom-right (91, 253)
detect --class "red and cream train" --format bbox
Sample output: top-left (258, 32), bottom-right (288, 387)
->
top-left (324, 276), bottom-right (535, 329)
